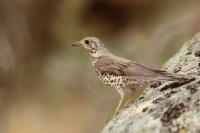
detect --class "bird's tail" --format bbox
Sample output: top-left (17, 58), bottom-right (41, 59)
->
top-left (155, 70), bottom-right (192, 82)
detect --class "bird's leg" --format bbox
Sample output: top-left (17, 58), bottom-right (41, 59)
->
top-left (125, 88), bottom-right (135, 106)
top-left (125, 93), bottom-right (134, 106)
top-left (112, 88), bottom-right (124, 117)
top-left (113, 96), bottom-right (124, 116)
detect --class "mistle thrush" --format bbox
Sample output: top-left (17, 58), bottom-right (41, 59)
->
top-left (72, 37), bottom-right (188, 116)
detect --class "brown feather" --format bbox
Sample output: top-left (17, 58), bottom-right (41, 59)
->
top-left (94, 55), bottom-right (184, 81)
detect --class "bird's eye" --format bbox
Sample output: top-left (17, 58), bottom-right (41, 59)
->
top-left (85, 40), bottom-right (89, 44)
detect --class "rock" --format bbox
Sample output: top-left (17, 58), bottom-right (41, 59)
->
top-left (101, 33), bottom-right (200, 133)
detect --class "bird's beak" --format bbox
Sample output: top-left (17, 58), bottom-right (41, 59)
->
top-left (72, 42), bottom-right (81, 47)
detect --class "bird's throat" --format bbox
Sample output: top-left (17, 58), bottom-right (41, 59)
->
top-left (90, 50), bottom-right (101, 58)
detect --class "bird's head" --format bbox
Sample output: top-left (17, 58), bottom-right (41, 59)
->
top-left (72, 37), bottom-right (110, 57)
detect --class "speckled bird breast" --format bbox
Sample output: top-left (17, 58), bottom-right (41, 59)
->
top-left (97, 71), bottom-right (128, 89)
top-left (95, 70), bottom-right (149, 91)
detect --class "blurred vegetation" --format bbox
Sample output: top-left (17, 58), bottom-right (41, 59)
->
top-left (0, 0), bottom-right (200, 133)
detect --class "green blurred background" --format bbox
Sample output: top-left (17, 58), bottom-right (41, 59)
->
top-left (0, 0), bottom-right (200, 133)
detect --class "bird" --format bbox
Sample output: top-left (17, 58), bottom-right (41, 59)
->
top-left (72, 37), bottom-right (188, 116)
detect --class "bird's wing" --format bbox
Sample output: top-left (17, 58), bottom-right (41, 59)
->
top-left (94, 55), bottom-right (168, 80)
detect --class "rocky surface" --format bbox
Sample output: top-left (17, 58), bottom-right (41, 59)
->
top-left (101, 33), bottom-right (200, 133)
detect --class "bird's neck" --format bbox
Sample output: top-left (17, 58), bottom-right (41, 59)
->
top-left (91, 49), bottom-right (110, 67)
top-left (90, 47), bottom-right (110, 58)
top-left (91, 55), bottom-right (101, 68)
top-left (90, 51), bottom-right (100, 58)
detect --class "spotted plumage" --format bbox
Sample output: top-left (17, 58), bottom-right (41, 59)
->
top-left (72, 36), bottom-right (188, 116)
